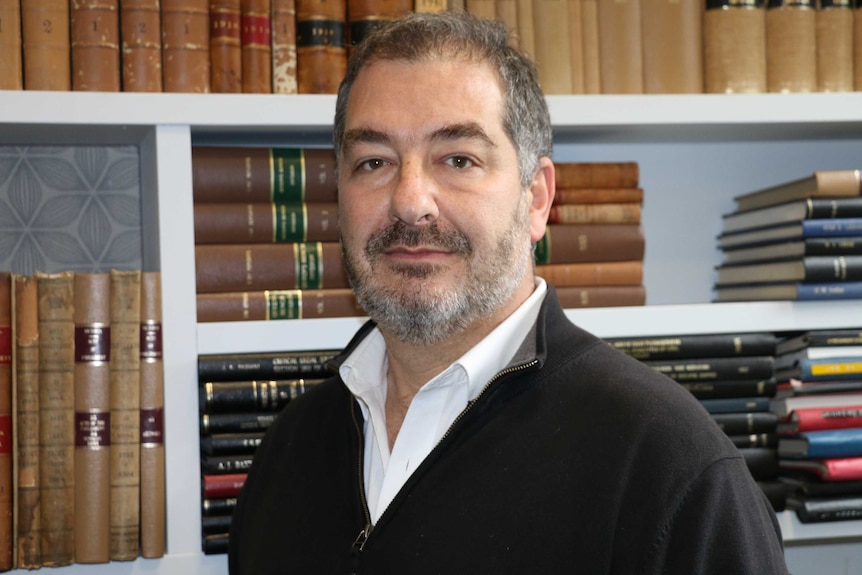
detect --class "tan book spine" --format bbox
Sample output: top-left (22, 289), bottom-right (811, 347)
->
top-left (413, 0), bottom-right (449, 11)
top-left (532, 0), bottom-right (573, 94)
top-left (295, 0), bottom-right (346, 94)
top-left (597, 0), bottom-right (643, 93)
top-left (704, 0), bottom-right (767, 93)
top-left (856, 0), bottom-right (862, 89)
top-left (496, 0), bottom-right (520, 47)
top-left (0, 274), bottom-right (11, 571)
top-left (467, 0), bottom-right (497, 17)
top-left (816, 0), bottom-right (853, 92)
top-left (73, 273), bottom-right (111, 564)
top-left (14, 275), bottom-right (40, 569)
top-left (21, 0), bottom-right (71, 90)
top-left (580, 0), bottom-right (600, 93)
top-left (347, 0), bottom-right (411, 51)
top-left (554, 187), bottom-right (644, 204)
top-left (554, 285), bottom-right (646, 307)
top-left (548, 202), bottom-right (642, 224)
top-left (162, 0), bottom-right (211, 92)
top-left (766, 0), bottom-right (817, 92)
top-left (210, 0), bottom-right (242, 92)
top-left (139, 272), bottom-right (165, 558)
top-left (271, 0), bottom-right (297, 93)
top-left (536, 261), bottom-right (643, 286)
top-left (568, 0), bottom-right (585, 93)
top-left (109, 270), bottom-right (141, 561)
top-left (35, 270), bottom-right (75, 567)
top-left (517, 0), bottom-right (536, 58)
top-left (0, 1), bottom-right (23, 89)
top-left (554, 161), bottom-right (640, 188)
top-left (121, 0), bottom-right (164, 92)
top-left (534, 224), bottom-right (645, 264)
top-left (194, 201), bottom-right (339, 244)
top-left (197, 288), bottom-right (364, 321)
top-left (641, 0), bottom-right (703, 93)
top-left (71, 0), bottom-right (121, 91)
top-left (241, 0), bottom-right (272, 92)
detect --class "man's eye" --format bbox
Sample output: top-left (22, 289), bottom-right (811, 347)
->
top-left (359, 158), bottom-right (388, 171)
top-left (445, 156), bottom-right (474, 169)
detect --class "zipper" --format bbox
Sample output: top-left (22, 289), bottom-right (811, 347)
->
top-left (349, 398), bottom-right (373, 574)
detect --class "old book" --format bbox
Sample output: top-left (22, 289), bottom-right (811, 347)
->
top-left (197, 350), bottom-right (338, 381)
top-left (202, 496), bottom-right (238, 516)
top-left (774, 378), bottom-right (862, 399)
top-left (201, 411), bottom-right (279, 434)
top-left (580, 0), bottom-right (600, 93)
top-left (856, 0), bottom-right (862, 89)
top-left (739, 447), bottom-right (780, 481)
top-left (467, 0), bottom-right (496, 17)
top-left (597, 0), bottom-right (643, 93)
top-left (554, 187), bottom-right (644, 205)
top-left (202, 533), bottom-right (230, 554)
top-left (567, 0), bottom-right (584, 93)
top-left (816, 0), bottom-right (854, 91)
top-left (714, 280), bottom-right (862, 302)
top-left (777, 329), bottom-right (862, 355)
top-left (202, 472), bottom-right (247, 498)
top-left (683, 378), bottom-right (777, 400)
top-left (729, 433), bottom-right (778, 449)
top-left (534, 224), bottom-right (646, 264)
top-left (193, 201), bottom-right (339, 244)
top-left (606, 332), bottom-right (778, 360)
top-left (71, 0), bottom-right (121, 91)
top-left (196, 288), bottom-right (363, 322)
top-left (271, 0), bottom-right (297, 93)
top-left (554, 285), bottom-right (645, 307)
top-left (35, 271), bottom-right (75, 567)
top-left (120, 0), bottom-right (164, 92)
top-left (532, 0), bottom-right (572, 94)
top-left (347, 0), bottom-right (411, 51)
top-left (548, 202), bottom-right (641, 224)
top-left (517, 0), bottom-right (536, 58)
top-left (109, 270), bottom-right (141, 561)
top-left (721, 197), bottom-right (862, 235)
top-left (704, 0), bottom-right (767, 93)
top-left (0, 0), bottom-right (23, 89)
top-left (413, 0), bottom-right (449, 11)
top-left (139, 272), bottom-right (165, 559)
top-left (641, 0), bottom-right (703, 93)
top-left (195, 242), bottom-right (349, 293)
top-left (643, 355), bottom-right (775, 382)
top-left (201, 513), bottom-right (233, 536)
top-left (201, 453), bottom-right (255, 474)
top-left (787, 493), bottom-right (862, 522)
top-left (241, 0), bottom-right (272, 92)
top-left (715, 255), bottom-right (862, 285)
top-left (733, 170), bottom-right (862, 212)
top-left (73, 273), bottom-right (111, 564)
top-left (199, 378), bottom-right (324, 413)
top-left (721, 237), bottom-right (862, 266)
top-left (496, 0), bottom-right (519, 48)
top-left (162, 0), bottom-right (210, 92)
top-left (14, 275), bottom-right (40, 569)
top-left (718, 219), bottom-right (862, 251)
top-left (554, 161), bottom-right (639, 188)
top-left (0, 274), bottom-right (10, 571)
top-left (192, 146), bottom-right (338, 204)
top-left (200, 432), bottom-right (264, 455)
top-left (536, 261), bottom-right (643, 287)
top-left (21, 0), bottom-right (71, 90)
top-left (766, 0), bottom-right (817, 93)
top-left (712, 411), bottom-right (779, 435)
top-left (700, 396), bottom-right (771, 414)
top-left (295, 0), bottom-right (346, 94)
top-left (210, 0), bottom-right (242, 93)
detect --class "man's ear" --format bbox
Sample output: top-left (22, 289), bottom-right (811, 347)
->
top-left (528, 156), bottom-right (556, 243)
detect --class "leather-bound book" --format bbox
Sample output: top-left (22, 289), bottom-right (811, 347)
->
top-left (641, 0), bottom-right (703, 93)
top-left (496, 0), bottom-right (519, 48)
top-left (0, 1), bottom-right (23, 89)
top-left (534, 224), bottom-right (645, 264)
top-left (766, 0), bottom-right (817, 92)
top-left (241, 0), bottom-right (272, 92)
top-left (162, 0), bottom-right (211, 92)
top-left (21, 0), bottom-right (71, 90)
top-left (554, 285), bottom-right (646, 308)
top-left (193, 202), bottom-right (339, 244)
top-left (197, 288), bottom-right (364, 321)
top-left (597, 0), bottom-right (643, 93)
top-left (517, 0), bottom-right (536, 58)
top-left (532, 0), bottom-right (573, 94)
top-left (347, 0), bottom-right (410, 51)
top-left (0, 274), bottom-right (10, 571)
top-left (704, 0), bottom-right (767, 93)
top-left (554, 161), bottom-right (640, 188)
top-left (568, 0), bottom-right (585, 93)
top-left (272, 0), bottom-right (297, 93)
top-left (121, 0), bottom-right (164, 92)
top-left (71, 0), bottom-right (121, 91)
top-left (210, 0), bottom-right (242, 92)
top-left (296, 0), bottom-right (346, 94)
top-left (816, 0), bottom-right (853, 91)
top-left (580, 0), bottom-right (600, 93)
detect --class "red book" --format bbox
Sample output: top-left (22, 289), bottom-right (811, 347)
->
top-left (780, 456), bottom-right (862, 481)
top-left (202, 472), bottom-right (247, 498)
top-left (781, 404), bottom-right (862, 433)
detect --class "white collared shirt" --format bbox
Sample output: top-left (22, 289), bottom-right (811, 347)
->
top-left (340, 278), bottom-right (548, 524)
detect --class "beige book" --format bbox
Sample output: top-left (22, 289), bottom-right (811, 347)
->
top-left (597, 0), bottom-right (643, 93)
top-left (272, 0), bottom-right (298, 94)
top-left (568, 0), bottom-right (585, 93)
top-left (856, 2), bottom-right (862, 89)
top-left (496, 0), bottom-right (520, 47)
top-left (533, 0), bottom-right (573, 94)
top-left (766, 0), bottom-right (817, 92)
top-left (21, 0), bottom-right (71, 90)
top-left (467, 0), bottom-right (496, 18)
top-left (816, 0), bottom-right (853, 92)
top-left (580, 0), bottom-right (600, 93)
top-left (642, 0), bottom-right (703, 93)
top-left (704, 0), bottom-right (767, 93)
top-left (517, 0), bottom-right (536, 58)
top-left (0, 1), bottom-right (23, 89)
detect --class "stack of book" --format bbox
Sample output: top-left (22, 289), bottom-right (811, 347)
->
top-left (538, 161), bottom-right (646, 308)
top-left (772, 329), bottom-right (862, 523)
top-left (197, 349), bottom-right (339, 554)
top-left (192, 145), bottom-right (365, 323)
top-left (714, 170), bottom-right (862, 303)
top-left (606, 331), bottom-right (785, 510)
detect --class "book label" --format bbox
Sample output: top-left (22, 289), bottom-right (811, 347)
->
top-left (272, 149), bottom-right (307, 202)
top-left (75, 324), bottom-right (111, 365)
top-left (265, 290), bottom-right (302, 319)
top-left (294, 242), bottom-right (324, 289)
top-left (0, 326), bottom-right (9, 365)
top-left (140, 321), bottom-right (162, 362)
top-left (296, 20), bottom-right (345, 48)
top-left (75, 411), bottom-right (111, 448)
top-left (140, 408), bottom-right (164, 447)
top-left (274, 203), bottom-right (308, 242)
top-left (0, 415), bottom-right (10, 456)
top-left (241, 13), bottom-right (271, 47)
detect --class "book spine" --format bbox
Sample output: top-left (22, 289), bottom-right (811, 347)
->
top-left (641, 0), bottom-right (703, 94)
top-left (241, 0), bottom-right (272, 93)
top-left (197, 350), bottom-right (337, 380)
top-left (680, 379), bottom-right (777, 399)
top-left (805, 198), bottom-right (862, 217)
top-left (536, 261), bottom-right (643, 287)
top-left (534, 224), bottom-right (645, 264)
top-left (554, 187), bottom-right (644, 205)
top-left (794, 406), bottom-right (862, 432)
top-left (554, 161), bottom-right (639, 188)
top-left (72, 273), bottom-right (111, 564)
top-left (547, 202), bottom-right (641, 224)
top-left (201, 513), bottom-right (233, 533)
top-left (162, 0), bottom-right (211, 92)
top-left (729, 433), bottom-right (778, 448)
top-left (607, 332), bottom-right (777, 360)
top-left (139, 272), bottom-right (165, 559)
top-left (553, 285), bottom-right (645, 308)
top-left (193, 201), bottom-right (339, 244)
top-left (580, 0), bottom-right (601, 93)
top-left (856, 0), bottom-right (862, 89)
top-left (196, 288), bottom-right (363, 322)
top-left (597, 0), bottom-right (643, 93)
top-left (202, 496), bottom-right (237, 516)
top-left (210, 0), bottom-right (242, 93)
top-left (816, 0), bottom-right (854, 91)
top-left (295, 0), bottom-right (346, 94)
top-left (202, 472), bottom-right (247, 498)
top-left (200, 378), bottom-right (323, 413)
top-left (200, 432), bottom-right (264, 455)
top-left (35, 271), bottom-right (75, 567)
top-left (824, 456), bottom-right (862, 479)
top-left (271, 0), bottom-right (297, 93)
top-left (704, 0), bottom-right (767, 93)
top-left (0, 1), bottom-right (23, 89)
top-left (804, 237), bottom-right (862, 256)
top-left (644, 356), bottom-right (775, 382)
top-left (802, 255), bottom-right (862, 281)
top-left (796, 357), bottom-right (862, 381)
top-left (766, 0), bottom-right (817, 93)
top-left (0, 275), bottom-right (11, 571)
top-left (700, 396), bottom-right (772, 414)
top-left (795, 281), bottom-right (862, 300)
top-left (347, 0), bottom-right (410, 50)
top-left (121, 0), bottom-right (164, 92)
top-left (567, 0), bottom-right (585, 93)
top-left (201, 411), bottom-right (278, 434)
top-left (516, 0), bottom-right (536, 57)
top-left (467, 0), bottom-right (496, 17)
top-left (203, 533), bottom-right (230, 554)
top-left (712, 412), bottom-right (778, 435)
top-left (71, 0), bottom-right (121, 91)
top-left (739, 446), bottom-right (779, 480)
top-left (21, 0), bottom-right (71, 90)
top-left (801, 218), bottom-right (862, 236)
top-left (532, 0), bottom-right (573, 94)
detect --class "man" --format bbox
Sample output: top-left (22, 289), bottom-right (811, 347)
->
top-left (229, 11), bottom-right (789, 574)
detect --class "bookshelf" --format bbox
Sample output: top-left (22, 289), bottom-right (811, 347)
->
top-left (2, 90), bottom-right (862, 573)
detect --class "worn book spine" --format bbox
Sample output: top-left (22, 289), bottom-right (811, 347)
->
top-left (73, 273), bottom-right (111, 564)
top-left (597, 0), bottom-right (643, 93)
top-left (200, 378), bottom-right (324, 412)
top-left (109, 270), bottom-right (141, 561)
top-left (0, 1), bottom-right (23, 89)
top-left (0, 274), bottom-right (11, 571)
top-left (36, 271), bottom-right (75, 567)
top-left (548, 202), bottom-right (641, 224)
top-left (532, 0), bottom-right (572, 94)
top-left (536, 261), bottom-right (642, 287)
top-left (766, 0), bottom-right (817, 92)
top-left (712, 411), bottom-right (778, 435)
top-left (241, 0), bottom-right (272, 92)
top-left (210, 0), bottom-right (243, 93)
top-left (644, 355), bottom-right (775, 382)
top-left (607, 332), bottom-right (777, 360)
top-left (580, 0), bottom-right (601, 93)
top-left (295, 0), bottom-right (346, 94)
top-left (568, 0), bottom-right (585, 93)
top-left (554, 187), bottom-right (644, 205)
top-left (197, 288), bottom-right (363, 322)
top-left (554, 161), bottom-right (639, 188)
top-left (534, 224), bottom-right (646, 264)
top-left (496, 0), bottom-right (520, 48)
top-left (192, 146), bottom-right (338, 204)
top-left (21, 0), bottom-right (71, 90)
top-left (202, 496), bottom-right (238, 516)
top-left (641, 0), bottom-right (703, 93)
top-left (271, 0), bottom-right (297, 93)
top-left (71, 0), bottom-right (121, 91)
top-left (195, 242), bottom-right (349, 293)
top-left (14, 275), bottom-right (40, 569)
top-left (193, 201), bottom-right (339, 244)
top-left (121, 0), bottom-right (164, 92)
top-left (139, 272), bottom-right (165, 558)
top-left (517, 0), bottom-right (536, 58)
top-left (347, 0), bottom-right (410, 51)
top-left (197, 350), bottom-right (338, 381)
top-left (162, 0), bottom-right (211, 92)
top-left (201, 454), bottom-right (255, 474)
top-left (466, 0), bottom-right (496, 17)
top-left (200, 432), bottom-right (264, 455)
top-left (816, 0), bottom-right (854, 91)
top-left (704, 0), bottom-right (767, 93)
top-left (554, 285), bottom-right (646, 308)
top-left (201, 411), bottom-right (278, 434)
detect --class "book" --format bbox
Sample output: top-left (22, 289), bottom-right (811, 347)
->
top-left (202, 533), bottom-right (230, 554)
top-left (567, 0), bottom-right (585, 93)
top-left (547, 202), bottom-right (641, 225)
top-left (718, 218), bottom-right (862, 250)
top-left (712, 411), bottom-right (779, 435)
top-left (553, 285), bottom-right (646, 308)
top-left (73, 273), bottom-right (111, 564)
top-left (580, 0), bottom-right (600, 93)
top-left (703, 0), bottom-right (767, 93)
top-left (201, 513), bottom-right (233, 533)
top-left (597, 0), bottom-right (642, 93)
top-left (241, 0), bottom-right (272, 93)
top-left (201, 411), bottom-right (279, 434)
top-left (721, 197), bottom-right (862, 235)
top-left (776, 356), bottom-right (862, 382)
top-left (197, 350), bottom-right (338, 381)
top-left (0, 0), bottom-right (23, 89)
top-left (534, 224), bottom-right (645, 264)
top-left (192, 146), bottom-right (338, 204)
top-left (202, 496), bottom-right (237, 516)
top-left (721, 237), bottom-right (862, 266)
top-left (733, 170), bottom-right (862, 212)
top-left (467, 0), bottom-right (496, 18)
top-left (816, 0), bottom-right (854, 92)
top-left (779, 404), bottom-right (862, 434)
top-left (642, 355), bottom-right (775, 382)
top-left (779, 427), bottom-right (862, 458)
top-left (787, 493), bottom-right (862, 522)
top-left (120, 0), bottom-right (164, 92)
top-left (516, 0), bottom-right (535, 57)
top-left (553, 161), bottom-right (639, 188)
top-left (606, 332), bottom-right (777, 360)
top-left (740, 446), bottom-right (780, 480)
top-left (766, 0), bottom-right (817, 93)
top-left (202, 472), bottom-right (247, 498)
top-left (856, 0), bottom-right (862, 90)
top-left (757, 480), bottom-right (787, 512)
top-left (200, 432), bottom-right (264, 455)
top-left (777, 329), bottom-right (862, 355)
top-left (201, 454), bottom-right (256, 474)
top-left (536, 261), bottom-right (643, 287)
top-left (21, 0), bottom-right (72, 90)
top-left (346, 0), bottom-right (410, 50)
top-left (700, 396), bottom-right (771, 414)
top-left (71, 0), bottom-right (121, 92)
top-left (729, 432), bottom-right (778, 448)
top-left (193, 201), bottom-right (340, 244)
top-left (774, 378), bottom-right (862, 399)
top-left (271, 0), bottom-right (297, 94)
top-left (771, 390), bottom-right (862, 418)
top-left (295, 0), bottom-right (346, 94)
top-left (553, 187), bottom-right (644, 205)
top-left (714, 255), bottom-right (862, 286)
top-left (780, 455), bottom-right (862, 481)
top-left (681, 379), bottom-right (777, 400)
top-left (199, 378), bottom-right (324, 412)
top-left (775, 345), bottom-right (862, 371)
top-left (781, 471), bottom-right (862, 496)
top-left (0, 274), bottom-right (10, 571)
top-left (162, 0), bottom-right (211, 92)
top-left (532, 0), bottom-right (573, 94)
top-left (641, 0), bottom-right (703, 94)
top-left (713, 280), bottom-right (862, 302)
top-left (210, 0), bottom-right (243, 93)
top-left (196, 288), bottom-right (363, 322)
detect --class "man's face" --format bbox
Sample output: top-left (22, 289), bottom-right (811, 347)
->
top-left (337, 58), bottom-right (539, 345)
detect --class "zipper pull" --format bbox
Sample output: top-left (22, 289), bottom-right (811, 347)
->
top-left (349, 523), bottom-right (373, 575)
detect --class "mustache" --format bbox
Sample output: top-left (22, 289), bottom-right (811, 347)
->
top-left (365, 221), bottom-right (472, 257)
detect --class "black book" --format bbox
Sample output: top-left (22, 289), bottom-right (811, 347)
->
top-left (739, 447), bottom-right (779, 481)
top-left (203, 533), bottom-right (230, 555)
top-left (721, 197), bottom-right (862, 235)
top-left (787, 494), bottom-right (862, 523)
top-left (721, 237), bottom-right (862, 266)
top-left (202, 497), bottom-right (238, 517)
top-left (728, 433), bottom-right (778, 449)
top-left (198, 350), bottom-right (339, 382)
top-left (201, 411), bottom-right (280, 435)
top-left (715, 255), bottom-right (862, 286)
top-left (199, 378), bottom-right (324, 414)
top-left (643, 356), bottom-right (775, 382)
top-left (780, 471), bottom-right (862, 497)
top-left (700, 396), bottom-right (771, 414)
top-left (680, 378), bottom-right (777, 400)
top-left (201, 454), bottom-right (256, 474)
top-left (200, 432), bottom-right (265, 456)
top-left (776, 329), bottom-right (862, 355)
top-left (711, 411), bottom-right (778, 435)
top-left (605, 332), bottom-right (777, 360)
top-left (202, 514), bottom-right (234, 536)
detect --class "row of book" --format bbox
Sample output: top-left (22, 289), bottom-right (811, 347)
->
top-left (0, 270), bottom-right (165, 570)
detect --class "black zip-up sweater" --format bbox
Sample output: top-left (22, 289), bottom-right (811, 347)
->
top-left (228, 288), bottom-right (789, 574)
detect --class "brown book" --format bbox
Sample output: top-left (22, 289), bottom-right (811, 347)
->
top-left (121, 0), bottom-right (164, 92)
top-left (210, 0), bottom-right (242, 93)
top-left (597, 0), bottom-right (643, 93)
top-left (271, 0), bottom-right (297, 93)
top-left (555, 284), bottom-right (646, 307)
top-left (0, 1), bottom-right (23, 89)
top-left (766, 0), bottom-right (817, 93)
top-left (192, 147), bottom-right (338, 204)
top-left (194, 202), bottom-right (339, 244)
top-left (35, 270), bottom-right (75, 567)
top-left (734, 169), bottom-right (861, 211)
top-left (296, 0), bottom-right (346, 94)
top-left (496, 0), bottom-right (519, 47)
top-left (139, 272), bottom-right (165, 559)
top-left (197, 288), bottom-right (363, 321)
top-left (14, 275), bottom-right (40, 569)
top-left (195, 242), bottom-right (350, 292)
top-left (816, 0), bottom-right (854, 92)
top-left (554, 162), bottom-right (640, 188)
top-left (467, 0), bottom-right (496, 17)
top-left (548, 203), bottom-right (642, 224)
top-left (568, 0), bottom-right (585, 93)
top-left (347, 0), bottom-right (411, 50)
top-left (554, 187), bottom-right (644, 205)
top-left (536, 261), bottom-right (643, 286)
top-left (21, 0), bottom-right (71, 90)
top-left (532, 0), bottom-right (572, 94)
top-left (71, 0), bottom-right (121, 91)
top-left (241, 0), bottom-right (272, 92)
top-left (704, 0), bottom-right (767, 93)
top-left (0, 274), bottom-right (11, 571)
top-left (856, 0), bottom-right (862, 89)
top-left (413, 0), bottom-right (453, 10)
top-left (580, 0), bottom-right (600, 93)
top-left (109, 270), bottom-right (141, 561)
top-left (162, 0), bottom-right (210, 92)
top-left (534, 224), bottom-right (646, 264)
top-left (73, 273), bottom-right (111, 564)
top-left (641, 0), bottom-right (703, 93)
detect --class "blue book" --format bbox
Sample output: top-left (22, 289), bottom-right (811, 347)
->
top-left (776, 355), bottom-right (862, 383)
top-left (779, 428), bottom-right (862, 459)
top-left (719, 217), bottom-right (862, 250)
top-left (714, 281), bottom-right (862, 303)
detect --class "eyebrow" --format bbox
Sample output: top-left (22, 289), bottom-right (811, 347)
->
top-left (341, 122), bottom-right (497, 154)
